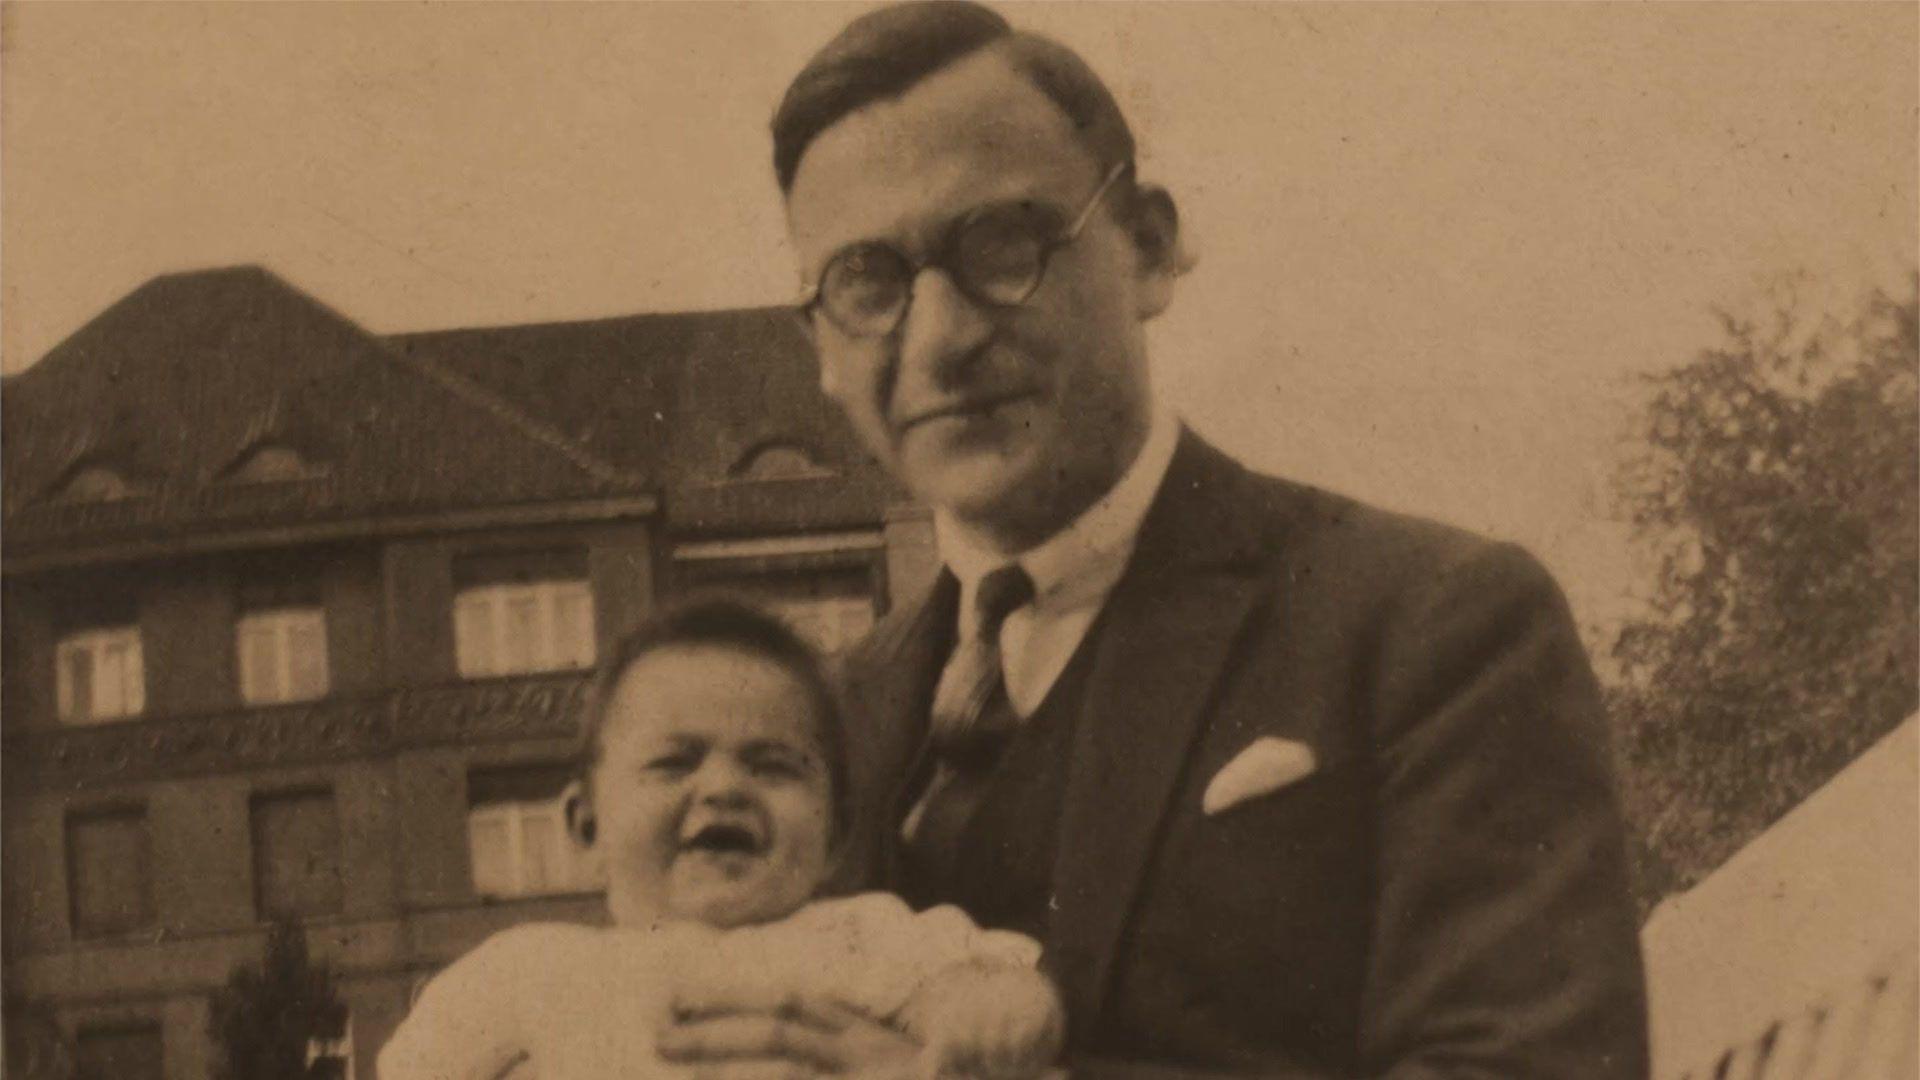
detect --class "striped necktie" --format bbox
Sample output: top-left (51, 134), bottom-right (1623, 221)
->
top-left (902, 564), bottom-right (1035, 841)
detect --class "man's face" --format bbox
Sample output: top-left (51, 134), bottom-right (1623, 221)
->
top-left (786, 49), bottom-right (1175, 547)
top-left (584, 645), bottom-right (834, 930)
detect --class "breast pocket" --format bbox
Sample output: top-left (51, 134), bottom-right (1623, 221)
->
top-left (1146, 758), bottom-right (1374, 984)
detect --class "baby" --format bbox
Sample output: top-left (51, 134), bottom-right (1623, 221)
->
top-left (380, 598), bottom-right (1065, 1080)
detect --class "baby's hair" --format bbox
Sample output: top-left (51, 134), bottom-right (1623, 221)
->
top-left (575, 595), bottom-right (852, 843)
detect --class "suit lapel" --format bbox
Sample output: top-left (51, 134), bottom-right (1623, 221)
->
top-left (1048, 433), bottom-right (1275, 1029)
top-left (838, 572), bottom-right (956, 890)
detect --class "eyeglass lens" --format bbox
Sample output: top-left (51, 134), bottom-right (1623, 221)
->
top-left (820, 205), bottom-right (1058, 335)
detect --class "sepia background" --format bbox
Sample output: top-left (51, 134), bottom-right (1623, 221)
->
top-left (7, 1), bottom-right (1915, 626)
top-left (3, 2), bottom-right (1920, 1076)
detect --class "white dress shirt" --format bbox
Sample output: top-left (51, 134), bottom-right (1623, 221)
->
top-left (935, 405), bottom-right (1181, 718)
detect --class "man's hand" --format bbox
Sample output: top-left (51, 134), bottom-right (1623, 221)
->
top-left (901, 962), bottom-right (1065, 1080)
top-left (659, 995), bottom-right (925, 1080)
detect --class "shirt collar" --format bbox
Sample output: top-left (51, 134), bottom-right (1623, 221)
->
top-left (937, 403), bottom-right (1181, 621)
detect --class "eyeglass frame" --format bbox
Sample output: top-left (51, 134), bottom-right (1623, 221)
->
top-left (795, 161), bottom-right (1133, 339)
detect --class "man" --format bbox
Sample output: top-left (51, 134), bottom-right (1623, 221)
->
top-left (662, 3), bottom-right (1647, 1076)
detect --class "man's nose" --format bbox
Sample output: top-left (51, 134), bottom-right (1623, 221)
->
top-left (897, 267), bottom-right (994, 389)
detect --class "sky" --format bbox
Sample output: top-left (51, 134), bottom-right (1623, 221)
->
top-left (3, 1), bottom-right (1914, 632)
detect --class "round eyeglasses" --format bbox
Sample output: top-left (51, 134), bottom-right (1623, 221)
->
top-left (797, 162), bottom-right (1130, 339)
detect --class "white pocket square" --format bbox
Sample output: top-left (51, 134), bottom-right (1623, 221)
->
top-left (1202, 737), bottom-right (1318, 816)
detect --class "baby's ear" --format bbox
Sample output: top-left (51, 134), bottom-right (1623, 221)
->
top-left (562, 781), bottom-right (597, 848)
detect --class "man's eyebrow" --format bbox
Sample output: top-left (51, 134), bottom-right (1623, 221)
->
top-left (813, 193), bottom-right (1060, 263)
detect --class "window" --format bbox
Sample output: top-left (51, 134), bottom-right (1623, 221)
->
top-left (55, 626), bottom-right (144, 724)
top-left (73, 1023), bottom-right (163, 1080)
top-left (690, 567), bottom-right (876, 655)
top-left (467, 767), bottom-right (597, 899)
top-left (454, 580), bottom-right (595, 678)
top-left (730, 441), bottom-right (833, 481)
top-left (761, 589), bottom-right (876, 656)
top-left (237, 607), bottom-right (329, 705)
top-left (66, 807), bottom-right (152, 937)
top-left (306, 1009), bottom-right (353, 1080)
top-left (251, 790), bottom-right (342, 918)
top-left (54, 464), bottom-right (146, 503)
top-left (223, 443), bottom-right (327, 484)
top-left (672, 537), bottom-right (884, 656)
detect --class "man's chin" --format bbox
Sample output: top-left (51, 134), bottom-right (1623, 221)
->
top-left (903, 452), bottom-right (1044, 531)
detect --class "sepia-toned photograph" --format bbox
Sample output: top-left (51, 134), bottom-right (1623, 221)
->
top-left (2, 3), bottom-right (1914, 1078)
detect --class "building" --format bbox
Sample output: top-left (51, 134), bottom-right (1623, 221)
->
top-left (0, 266), bottom-right (936, 1079)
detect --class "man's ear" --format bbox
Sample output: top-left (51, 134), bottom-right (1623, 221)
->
top-left (1126, 185), bottom-right (1194, 320)
top-left (563, 780), bottom-right (597, 848)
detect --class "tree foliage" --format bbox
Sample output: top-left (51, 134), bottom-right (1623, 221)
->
top-left (1607, 275), bottom-right (1918, 910)
top-left (208, 918), bottom-right (348, 1080)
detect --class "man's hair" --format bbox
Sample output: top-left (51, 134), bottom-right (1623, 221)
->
top-left (771, 0), bottom-right (1137, 195)
top-left (576, 595), bottom-right (852, 843)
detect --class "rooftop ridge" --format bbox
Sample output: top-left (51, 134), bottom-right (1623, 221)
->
top-left (390, 346), bottom-right (642, 490)
top-left (384, 303), bottom-right (794, 343)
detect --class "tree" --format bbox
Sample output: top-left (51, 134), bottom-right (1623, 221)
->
top-left (208, 918), bottom-right (349, 1080)
top-left (1606, 274), bottom-right (1918, 911)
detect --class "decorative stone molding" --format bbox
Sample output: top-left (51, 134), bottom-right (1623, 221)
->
top-left (397, 676), bottom-right (588, 747)
top-left (2, 674), bottom-right (589, 792)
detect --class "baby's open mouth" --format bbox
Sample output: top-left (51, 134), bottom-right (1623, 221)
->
top-left (682, 822), bottom-right (763, 855)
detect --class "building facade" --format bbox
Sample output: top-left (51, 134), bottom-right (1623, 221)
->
top-left (1, 267), bottom-right (936, 1079)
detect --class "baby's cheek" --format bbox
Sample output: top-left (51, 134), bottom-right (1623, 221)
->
top-left (774, 793), bottom-right (836, 874)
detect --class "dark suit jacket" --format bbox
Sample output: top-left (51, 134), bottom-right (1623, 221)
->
top-left (836, 431), bottom-right (1649, 1079)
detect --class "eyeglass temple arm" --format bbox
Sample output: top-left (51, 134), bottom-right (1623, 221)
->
top-left (1065, 162), bottom-right (1131, 239)
top-left (795, 160), bottom-right (1130, 306)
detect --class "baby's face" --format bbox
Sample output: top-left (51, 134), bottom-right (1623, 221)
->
top-left (588, 644), bottom-right (834, 929)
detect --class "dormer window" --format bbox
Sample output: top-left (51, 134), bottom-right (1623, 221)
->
top-left (221, 443), bottom-right (326, 484)
top-left (731, 441), bottom-right (833, 481)
top-left (51, 464), bottom-right (145, 503)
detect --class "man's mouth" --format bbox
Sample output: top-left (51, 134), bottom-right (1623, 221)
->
top-left (901, 389), bottom-right (1037, 431)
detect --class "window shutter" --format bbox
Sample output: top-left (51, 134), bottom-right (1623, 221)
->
top-left (454, 592), bottom-right (495, 677)
top-left (504, 589), bottom-right (541, 673)
top-left (287, 612), bottom-right (329, 701)
top-left (67, 809), bottom-right (152, 936)
top-left (251, 791), bottom-right (342, 917)
top-left (239, 622), bottom-right (278, 703)
top-left (59, 643), bottom-right (92, 721)
top-left (553, 583), bottom-right (595, 669)
top-left (467, 807), bottom-right (514, 897)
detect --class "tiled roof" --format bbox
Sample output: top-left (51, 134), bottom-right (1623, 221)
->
top-left (2, 268), bottom-right (645, 558)
top-left (390, 308), bottom-right (899, 535)
top-left (2, 267), bottom-right (899, 559)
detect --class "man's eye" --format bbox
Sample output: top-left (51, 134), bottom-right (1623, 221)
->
top-left (956, 212), bottom-right (1047, 289)
top-left (824, 246), bottom-right (907, 299)
top-left (841, 250), bottom-right (883, 279)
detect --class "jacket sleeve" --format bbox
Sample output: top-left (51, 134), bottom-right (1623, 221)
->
top-left (1076, 543), bottom-right (1649, 1080)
